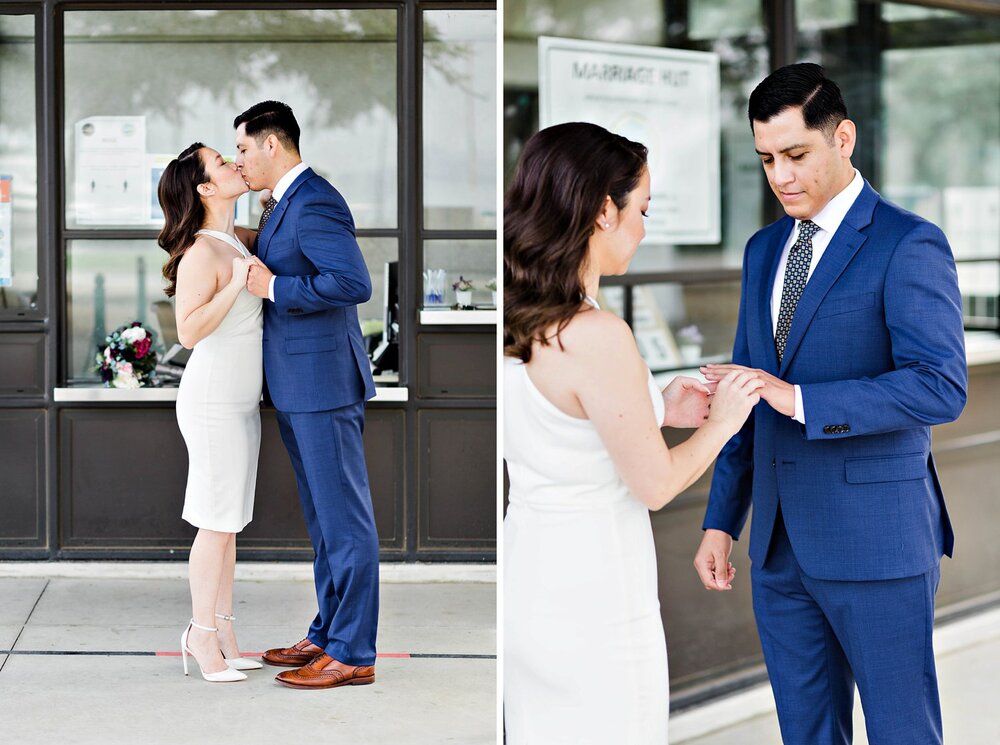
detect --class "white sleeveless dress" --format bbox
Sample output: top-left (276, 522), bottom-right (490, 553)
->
top-left (503, 336), bottom-right (670, 743)
top-left (175, 230), bottom-right (263, 533)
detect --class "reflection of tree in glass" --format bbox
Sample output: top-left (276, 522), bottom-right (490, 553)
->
top-left (62, 9), bottom-right (463, 128)
top-left (883, 39), bottom-right (1000, 189)
top-left (0, 30), bottom-right (37, 133)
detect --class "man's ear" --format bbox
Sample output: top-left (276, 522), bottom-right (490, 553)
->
top-left (265, 133), bottom-right (281, 156)
top-left (835, 118), bottom-right (857, 159)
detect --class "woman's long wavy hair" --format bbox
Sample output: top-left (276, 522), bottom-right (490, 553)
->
top-left (504, 122), bottom-right (648, 362)
top-left (157, 142), bottom-right (209, 297)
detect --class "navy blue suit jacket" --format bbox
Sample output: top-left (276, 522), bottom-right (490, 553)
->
top-left (704, 181), bottom-right (967, 581)
top-left (257, 167), bottom-right (376, 412)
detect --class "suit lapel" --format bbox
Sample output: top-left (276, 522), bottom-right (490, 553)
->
top-left (777, 181), bottom-right (879, 376)
top-left (750, 218), bottom-right (793, 375)
top-left (256, 167), bottom-right (315, 262)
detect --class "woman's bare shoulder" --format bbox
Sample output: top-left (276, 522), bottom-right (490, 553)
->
top-left (181, 235), bottom-right (227, 264)
top-left (558, 307), bottom-right (636, 358)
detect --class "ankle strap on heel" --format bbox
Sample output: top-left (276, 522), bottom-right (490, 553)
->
top-left (189, 619), bottom-right (218, 632)
top-left (215, 613), bottom-right (236, 622)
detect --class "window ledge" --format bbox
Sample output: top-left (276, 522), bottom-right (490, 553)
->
top-left (419, 309), bottom-right (497, 325)
top-left (53, 386), bottom-right (409, 403)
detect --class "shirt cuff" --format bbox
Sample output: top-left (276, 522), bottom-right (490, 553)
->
top-left (267, 276), bottom-right (276, 303)
top-left (792, 384), bottom-right (805, 424)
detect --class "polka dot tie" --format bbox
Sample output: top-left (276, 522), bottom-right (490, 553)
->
top-left (257, 196), bottom-right (277, 234)
top-left (775, 220), bottom-right (820, 363)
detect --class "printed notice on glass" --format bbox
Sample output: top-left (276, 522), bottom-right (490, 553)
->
top-left (148, 153), bottom-right (174, 224)
top-left (539, 37), bottom-right (721, 244)
top-left (0, 176), bottom-right (12, 287)
top-left (74, 116), bottom-right (148, 225)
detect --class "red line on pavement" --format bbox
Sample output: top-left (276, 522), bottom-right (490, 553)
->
top-left (156, 651), bottom-right (412, 658)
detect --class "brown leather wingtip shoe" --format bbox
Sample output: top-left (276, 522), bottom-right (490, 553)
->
top-left (261, 638), bottom-right (324, 667)
top-left (274, 654), bottom-right (375, 690)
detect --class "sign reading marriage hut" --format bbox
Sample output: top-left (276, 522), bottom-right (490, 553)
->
top-left (539, 37), bottom-right (721, 245)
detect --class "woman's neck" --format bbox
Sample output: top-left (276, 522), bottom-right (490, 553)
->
top-left (201, 201), bottom-right (237, 235)
top-left (582, 263), bottom-right (600, 302)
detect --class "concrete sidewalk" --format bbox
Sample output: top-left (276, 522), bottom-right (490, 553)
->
top-left (672, 604), bottom-right (1000, 745)
top-left (0, 564), bottom-right (496, 745)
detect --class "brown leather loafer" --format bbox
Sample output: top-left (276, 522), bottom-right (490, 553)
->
top-left (274, 654), bottom-right (375, 690)
top-left (261, 638), bottom-right (324, 667)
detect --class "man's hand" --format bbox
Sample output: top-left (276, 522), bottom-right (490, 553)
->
top-left (661, 376), bottom-right (717, 428)
top-left (246, 256), bottom-right (274, 299)
top-left (694, 529), bottom-right (735, 591)
top-left (702, 364), bottom-right (795, 417)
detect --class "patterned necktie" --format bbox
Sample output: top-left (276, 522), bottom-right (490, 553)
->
top-left (775, 219), bottom-right (820, 363)
top-left (257, 196), bottom-right (277, 234)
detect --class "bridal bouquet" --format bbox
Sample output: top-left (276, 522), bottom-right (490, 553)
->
top-left (96, 322), bottom-right (158, 389)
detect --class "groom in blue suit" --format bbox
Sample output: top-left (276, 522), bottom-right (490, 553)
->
top-left (235, 101), bottom-right (379, 690)
top-left (695, 65), bottom-right (967, 744)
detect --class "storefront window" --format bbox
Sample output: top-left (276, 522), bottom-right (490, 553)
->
top-left (505, 0), bottom-right (665, 45)
top-left (422, 9), bottom-right (497, 317)
top-left (0, 15), bottom-right (37, 313)
top-left (798, 2), bottom-right (1000, 329)
top-left (423, 10), bottom-right (497, 231)
top-left (65, 235), bottom-right (398, 384)
top-left (795, 0), bottom-right (855, 31)
top-left (66, 240), bottom-right (167, 380)
top-left (423, 239), bottom-right (497, 308)
top-left (61, 8), bottom-right (407, 382)
top-left (63, 9), bottom-right (398, 230)
top-left (689, 0), bottom-right (763, 40)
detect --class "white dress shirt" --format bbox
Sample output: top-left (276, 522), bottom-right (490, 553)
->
top-left (265, 161), bottom-right (310, 302)
top-left (770, 168), bottom-right (864, 423)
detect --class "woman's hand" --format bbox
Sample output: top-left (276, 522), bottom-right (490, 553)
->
top-left (707, 370), bottom-right (764, 434)
top-left (229, 257), bottom-right (253, 290)
top-left (702, 364), bottom-right (795, 417)
top-left (661, 376), bottom-right (716, 428)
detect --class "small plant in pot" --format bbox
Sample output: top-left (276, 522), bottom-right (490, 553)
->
top-left (453, 276), bottom-right (475, 308)
top-left (677, 325), bottom-right (704, 365)
top-left (485, 278), bottom-right (497, 306)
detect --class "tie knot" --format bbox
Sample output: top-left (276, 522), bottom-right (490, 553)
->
top-left (797, 220), bottom-right (819, 241)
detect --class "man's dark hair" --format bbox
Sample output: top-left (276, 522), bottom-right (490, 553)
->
top-left (748, 63), bottom-right (848, 138)
top-left (233, 100), bottom-right (301, 153)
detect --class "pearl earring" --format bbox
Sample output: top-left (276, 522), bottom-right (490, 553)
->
top-left (603, 222), bottom-right (609, 229)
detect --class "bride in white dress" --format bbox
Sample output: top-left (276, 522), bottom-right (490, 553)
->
top-left (158, 143), bottom-right (266, 683)
top-left (503, 123), bottom-right (763, 743)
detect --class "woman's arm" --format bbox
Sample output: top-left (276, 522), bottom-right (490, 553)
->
top-left (174, 241), bottom-right (251, 348)
top-left (570, 312), bottom-right (761, 511)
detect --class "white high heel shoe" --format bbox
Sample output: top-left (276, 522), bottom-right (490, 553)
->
top-left (181, 619), bottom-right (247, 682)
top-left (215, 613), bottom-right (263, 671)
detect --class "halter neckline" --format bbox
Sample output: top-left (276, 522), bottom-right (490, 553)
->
top-left (195, 229), bottom-right (250, 257)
